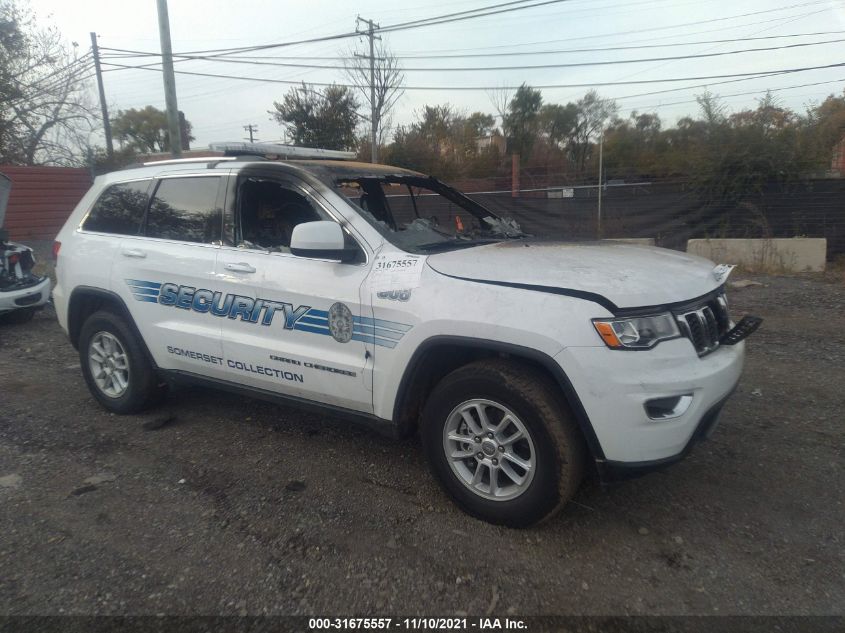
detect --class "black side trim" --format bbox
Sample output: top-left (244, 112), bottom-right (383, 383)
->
top-left (598, 388), bottom-right (738, 482)
top-left (160, 368), bottom-right (397, 438)
top-left (393, 335), bottom-right (606, 461)
top-left (431, 269), bottom-right (619, 313)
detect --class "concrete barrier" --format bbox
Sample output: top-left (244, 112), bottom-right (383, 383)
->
top-left (687, 238), bottom-right (826, 272)
top-left (602, 238), bottom-right (656, 246)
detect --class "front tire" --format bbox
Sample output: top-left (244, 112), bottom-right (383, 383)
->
top-left (78, 310), bottom-right (164, 413)
top-left (421, 359), bottom-right (585, 528)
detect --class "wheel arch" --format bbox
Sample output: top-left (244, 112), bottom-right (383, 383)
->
top-left (67, 286), bottom-right (157, 368)
top-left (392, 336), bottom-right (605, 461)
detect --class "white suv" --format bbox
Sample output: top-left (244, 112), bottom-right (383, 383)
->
top-left (53, 151), bottom-right (760, 527)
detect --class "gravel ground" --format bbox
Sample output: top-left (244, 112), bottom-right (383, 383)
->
top-left (0, 272), bottom-right (842, 616)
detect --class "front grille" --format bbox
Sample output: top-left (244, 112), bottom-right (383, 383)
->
top-left (675, 294), bottom-right (730, 355)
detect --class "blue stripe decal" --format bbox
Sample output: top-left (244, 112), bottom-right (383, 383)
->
top-left (131, 287), bottom-right (160, 296)
top-left (298, 315), bottom-right (329, 327)
top-left (353, 316), bottom-right (412, 332)
top-left (352, 333), bottom-right (397, 349)
top-left (126, 279), bottom-right (162, 289)
top-left (133, 295), bottom-right (159, 303)
top-left (353, 324), bottom-right (404, 340)
top-left (294, 323), bottom-right (330, 335)
top-left (306, 308), bottom-right (329, 318)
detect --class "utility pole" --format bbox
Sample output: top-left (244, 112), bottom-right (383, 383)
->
top-left (243, 124), bottom-right (258, 143)
top-left (90, 32), bottom-right (113, 159)
top-left (156, 0), bottom-right (182, 158)
top-left (597, 131), bottom-right (604, 239)
top-left (356, 16), bottom-right (380, 163)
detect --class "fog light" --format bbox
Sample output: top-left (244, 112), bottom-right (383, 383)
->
top-left (645, 394), bottom-right (693, 420)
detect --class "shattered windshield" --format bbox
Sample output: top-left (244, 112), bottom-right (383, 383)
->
top-left (334, 175), bottom-right (525, 253)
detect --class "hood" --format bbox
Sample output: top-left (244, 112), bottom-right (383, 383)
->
top-left (426, 240), bottom-right (723, 311)
top-left (0, 173), bottom-right (10, 230)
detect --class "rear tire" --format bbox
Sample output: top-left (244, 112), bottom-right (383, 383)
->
top-left (421, 358), bottom-right (585, 528)
top-left (78, 310), bottom-right (165, 414)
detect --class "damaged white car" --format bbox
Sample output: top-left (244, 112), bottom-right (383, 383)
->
top-left (0, 173), bottom-right (52, 324)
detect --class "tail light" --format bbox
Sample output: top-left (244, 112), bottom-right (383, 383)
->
top-left (8, 253), bottom-right (19, 265)
top-left (52, 241), bottom-right (61, 260)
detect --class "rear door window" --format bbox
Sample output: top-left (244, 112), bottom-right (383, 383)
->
top-left (146, 176), bottom-right (223, 243)
top-left (82, 180), bottom-right (151, 235)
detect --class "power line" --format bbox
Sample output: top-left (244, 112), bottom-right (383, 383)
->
top-left (139, 0), bottom-right (568, 60)
top-left (391, 30), bottom-right (845, 59)
top-left (91, 0), bottom-right (833, 66)
top-left (376, 0), bottom-right (573, 34)
top-left (99, 59), bottom-right (845, 91)
top-left (619, 76), bottom-right (845, 111)
top-left (98, 36), bottom-right (845, 73)
top-left (374, 0), bottom-right (546, 31)
top-left (10, 52), bottom-right (93, 91)
top-left (394, 0), bottom-right (832, 54)
top-left (6, 61), bottom-right (96, 105)
top-left (99, 29), bottom-right (845, 63)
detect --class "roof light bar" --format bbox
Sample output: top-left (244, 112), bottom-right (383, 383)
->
top-left (208, 142), bottom-right (356, 161)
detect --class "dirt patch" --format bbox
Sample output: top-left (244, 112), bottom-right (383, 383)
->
top-left (0, 275), bottom-right (842, 616)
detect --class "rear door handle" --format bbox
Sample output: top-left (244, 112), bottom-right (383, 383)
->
top-left (224, 262), bottom-right (256, 273)
top-left (122, 249), bottom-right (146, 259)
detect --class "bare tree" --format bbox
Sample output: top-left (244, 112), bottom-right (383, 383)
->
top-left (344, 41), bottom-right (405, 158)
top-left (1, 0), bottom-right (98, 166)
top-left (486, 86), bottom-right (514, 135)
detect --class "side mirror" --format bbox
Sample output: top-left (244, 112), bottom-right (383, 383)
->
top-left (290, 221), bottom-right (357, 262)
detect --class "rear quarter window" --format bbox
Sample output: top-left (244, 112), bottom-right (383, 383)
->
top-left (81, 180), bottom-right (151, 235)
top-left (145, 176), bottom-right (222, 243)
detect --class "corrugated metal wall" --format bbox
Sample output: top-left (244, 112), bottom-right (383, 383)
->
top-left (0, 166), bottom-right (91, 241)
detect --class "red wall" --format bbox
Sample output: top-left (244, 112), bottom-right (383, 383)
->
top-left (0, 166), bottom-right (92, 241)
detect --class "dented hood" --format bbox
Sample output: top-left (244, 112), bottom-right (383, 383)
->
top-left (426, 240), bottom-right (724, 310)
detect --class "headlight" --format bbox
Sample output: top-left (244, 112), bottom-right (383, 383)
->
top-left (592, 313), bottom-right (680, 349)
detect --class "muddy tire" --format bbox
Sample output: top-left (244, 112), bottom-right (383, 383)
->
top-left (421, 358), bottom-right (586, 528)
top-left (78, 310), bottom-right (165, 414)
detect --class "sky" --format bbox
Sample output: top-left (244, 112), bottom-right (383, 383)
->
top-left (28, 0), bottom-right (845, 149)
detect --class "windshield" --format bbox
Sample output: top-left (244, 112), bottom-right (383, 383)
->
top-left (334, 175), bottom-right (524, 253)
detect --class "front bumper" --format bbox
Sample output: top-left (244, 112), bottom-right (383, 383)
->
top-left (597, 392), bottom-right (732, 481)
top-left (0, 276), bottom-right (51, 313)
top-left (556, 337), bottom-right (744, 467)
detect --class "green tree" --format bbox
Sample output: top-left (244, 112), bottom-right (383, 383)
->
top-left (270, 83), bottom-right (360, 151)
top-left (568, 90), bottom-right (618, 176)
top-left (804, 89), bottom-right (845, 168)
top-left (388, 105), bottom-right (461, 178)
top-left (503, 84), bottom-right (543, 159)
top-left (602, 111), bottom-right (665, 179)
top-left (538, 102), bottom-right (578, 149)
top-left (111, 106), bottom-right (195, 153)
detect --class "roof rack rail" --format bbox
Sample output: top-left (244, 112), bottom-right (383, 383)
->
top-left (209, 142), bottom-right (356, 161)
top-left (141, 156), bottom-right (238, 166)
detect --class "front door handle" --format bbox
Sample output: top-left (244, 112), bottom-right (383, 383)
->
top-left (224, 262), bottom-right (256, 273)
top-left (122, 249), bottom-right (146, 259)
